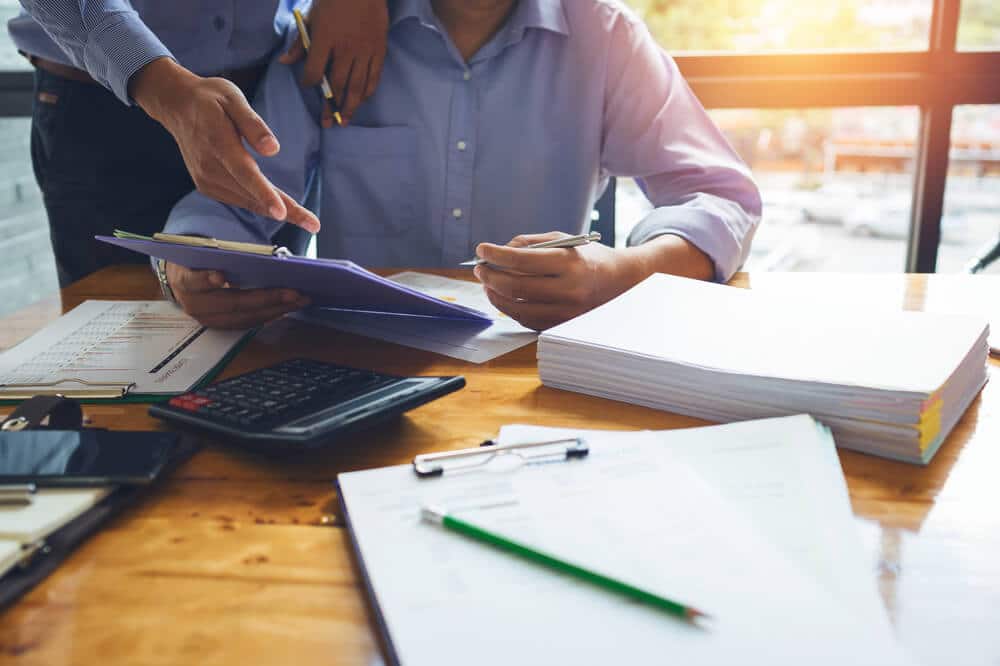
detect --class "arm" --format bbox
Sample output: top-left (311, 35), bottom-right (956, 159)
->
top-left (19, 0), bottom-right (170, 104)
top-left (601, 15), bottom-right (762, 283)
top-left (162, 58), bottom-right (323, 329)
top-left (474, 12), bottom-right (761, 330)
top-left (164, 58), bottom-right (323, 243)
top-left (16, 1), bottom-right (354, 226)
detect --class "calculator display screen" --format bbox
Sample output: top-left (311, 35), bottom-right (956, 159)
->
top-left (0, 431), bottom-right (178, 484)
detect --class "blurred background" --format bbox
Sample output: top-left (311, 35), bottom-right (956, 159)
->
top-left (0, 0), bottom-right (997, 318)
top-left (617, 0), bottom-right (1000, 274)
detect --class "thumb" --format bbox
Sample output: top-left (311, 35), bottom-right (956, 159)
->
top-left (226, 94), bottom-right (280, 157)
top-left (279, 39), bottom-right (305, 65)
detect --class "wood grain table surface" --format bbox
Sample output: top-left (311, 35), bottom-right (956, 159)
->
top-left (0, 266), bottom-right (997, 666)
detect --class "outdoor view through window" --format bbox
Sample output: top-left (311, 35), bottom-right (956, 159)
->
top-left (619, 0), bottom-right (1000, 273)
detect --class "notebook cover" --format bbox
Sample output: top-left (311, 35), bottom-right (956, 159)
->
top-left (97, 236), bottom-right (490, 322)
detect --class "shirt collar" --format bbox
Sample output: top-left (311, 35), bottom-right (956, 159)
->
top-left (390, 0), bottom-right (569, 37)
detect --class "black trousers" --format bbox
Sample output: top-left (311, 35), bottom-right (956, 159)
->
top-left (30, 69), bottom-right (196, 287)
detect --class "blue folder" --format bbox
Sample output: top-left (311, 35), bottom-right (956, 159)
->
top-left (98, 235), bottom-right (491, 322)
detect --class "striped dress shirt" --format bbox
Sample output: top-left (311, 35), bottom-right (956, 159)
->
top-left (8, 1), bottom-right (305, 104)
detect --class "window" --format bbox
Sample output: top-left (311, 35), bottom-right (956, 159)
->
top-left (616, 107), bottom-right (923, 271)
top-left (957, 0), bottom-right (1000, 50)
top-left (0, 4), bottom-right (54, 318)
top-left (0, 1), bottom-right (27, 70)
top-left (626, 0), bottom-right (932, 52)
top-left (619, 0), bottom-right (1000, 273)
top-left (937, 105), bottom-right (1000, 273)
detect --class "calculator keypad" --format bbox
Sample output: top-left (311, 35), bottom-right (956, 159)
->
top-left (167, 358), bottom-right (398, 431)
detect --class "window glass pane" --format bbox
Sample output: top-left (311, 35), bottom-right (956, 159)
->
top-left (0, 118), bottom-right (56, 317)
top-left (615, 107), bottom-right (921, 272)
top-left (0, 0), bottom-right (29, 70)
top-left (958, 0), bottom-right (1000, 51)
top-left (937, 105), bottom-right (1000, 273)
top-left (623, 0), bottom-right (931, 52)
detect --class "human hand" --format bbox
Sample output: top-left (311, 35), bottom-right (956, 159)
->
top-left (166, 263), bottom-right (311, 329)
top-left (131, 58), bottom-right (320, 232)
top-left (279, 0), bottom-right (389, 127)
top-left (472, 232), bottom-right (642, 331)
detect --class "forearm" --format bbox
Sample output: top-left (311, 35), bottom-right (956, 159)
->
top-left (128, 57), bottom-right (196, 122)
top-left (19, 0), bottom-right (172, 104)
top-left (624, 234), bottom-right (715, 283)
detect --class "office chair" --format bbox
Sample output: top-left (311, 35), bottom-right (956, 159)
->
top-left (591, 177), bottom-right (617, 247)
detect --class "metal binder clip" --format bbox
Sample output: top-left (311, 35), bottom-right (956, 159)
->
top-left (412, 437), bottom-right (589, 478)
top-left (1, 417), bottom-right (30, 432)
top-left (0, 379), bottom-right (135, 401)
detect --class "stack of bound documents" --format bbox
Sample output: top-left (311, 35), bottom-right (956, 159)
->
top-left (538, 274), bottom-right (990, 464)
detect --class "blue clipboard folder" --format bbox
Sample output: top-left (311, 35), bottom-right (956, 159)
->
top-left (98, 233), bottom-right (492, 322)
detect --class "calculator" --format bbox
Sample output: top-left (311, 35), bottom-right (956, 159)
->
top-left (148, 358), bottom-right (465, 452)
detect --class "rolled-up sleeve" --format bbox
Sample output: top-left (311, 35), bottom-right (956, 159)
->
top-left (599, 12), bottom-right (762, 282)
top-left (18, 1), bottom-right (172, 104)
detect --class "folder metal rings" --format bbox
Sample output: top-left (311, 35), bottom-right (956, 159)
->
top-left (412, 437), bottom-right (589, 478)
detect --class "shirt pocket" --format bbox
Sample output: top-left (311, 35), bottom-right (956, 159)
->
top-left (322, 125), bottom-right (419, 238)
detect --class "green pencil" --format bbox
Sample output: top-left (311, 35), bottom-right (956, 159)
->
top-left (420, 505), bottom-right (709, 623)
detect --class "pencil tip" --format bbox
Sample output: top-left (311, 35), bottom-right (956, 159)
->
top-left (686, 608), bottom-right (711, 622)
top-left (334, 112), bottom-right (344, 126)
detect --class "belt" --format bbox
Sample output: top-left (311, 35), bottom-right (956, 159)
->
top-left (23, 53), bottom-right (266, 98)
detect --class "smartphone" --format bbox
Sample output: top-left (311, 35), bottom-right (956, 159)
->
top-left (0, 430), bottom-right (182, 486)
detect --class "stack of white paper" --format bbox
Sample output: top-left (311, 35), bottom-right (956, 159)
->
top-left (338, 416), bottom-right (917, 665)
top-left (538, 274), bottom-right (989, 464)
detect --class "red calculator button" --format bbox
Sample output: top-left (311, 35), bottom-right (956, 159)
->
top-left (169, 396), bottom-right (198, 411)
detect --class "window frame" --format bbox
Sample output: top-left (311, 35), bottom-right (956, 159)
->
top-left (675, 0), bottom-right (1000, 272)
top-left (1, 0), bottom-right (998, 271)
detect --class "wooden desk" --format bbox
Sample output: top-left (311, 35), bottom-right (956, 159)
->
top-left (1, 266), bottom-right (997, 665)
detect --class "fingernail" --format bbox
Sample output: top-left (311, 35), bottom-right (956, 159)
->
top-left (473, 266), bottom-right (482, 280)
top-left (209, 272), bottom-right (225, 287)
top-left (283, 291), bottom-right (299, 303)
top-left (258, 136), bottom-right (279, 154)
top-left (269, 205), bottom-right (284, 219)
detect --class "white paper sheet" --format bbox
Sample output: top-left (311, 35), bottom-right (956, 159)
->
top-left (0, 539), bottom-right (20, 580)
top-left (0, 487), bottom-right (110, 543)
top-left (339, 416), bottom-right (914, 666)
top-left (301, 272), bottom-right (537, 363)
top-left (499, 416), bottom-right (892, 633)
top-left (0, 301), bottom-right (248, 396)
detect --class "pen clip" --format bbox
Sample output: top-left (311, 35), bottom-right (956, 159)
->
top-left (412, 437), bottom-right (589, 478)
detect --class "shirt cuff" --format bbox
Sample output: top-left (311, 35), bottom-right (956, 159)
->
top-left (626, 203), bottom-right (757, 283)
top-left (83, 11), bottom-right (173, 105)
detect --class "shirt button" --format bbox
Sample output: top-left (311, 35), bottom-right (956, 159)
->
top-left (463, 70), bottom-right (472, 81)
top-left (213, 15), bottom-right (226, 31)
top-left (456, 140), bottom-right (467, 151)
top-left (452, 208), bottom-right (463, 219)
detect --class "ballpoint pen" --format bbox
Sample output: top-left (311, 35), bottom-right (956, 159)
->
top-left (292, 9), bottom-right (344, 127)
top-left (460, 231), bottom-right (603, 267)
top-left (0, 483), bottom-right (37, 507)
top-left (421, 504), bottom-right (710, 623)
